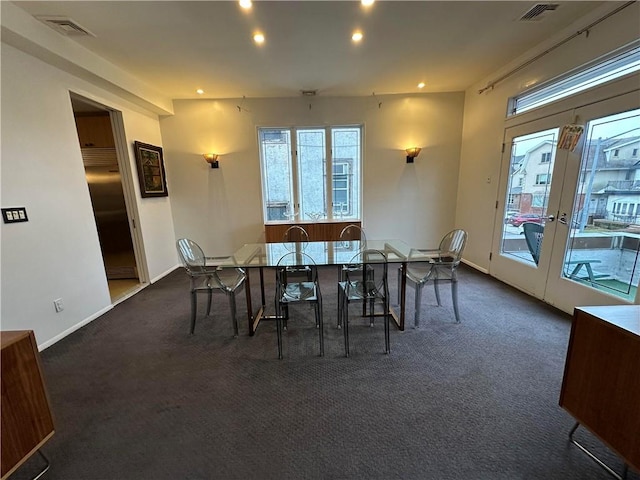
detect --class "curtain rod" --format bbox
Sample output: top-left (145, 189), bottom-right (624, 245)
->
top-left (478, 1), bottom-right (636, 95)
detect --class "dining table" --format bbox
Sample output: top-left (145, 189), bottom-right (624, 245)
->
top-left (210, 239), bottom-right (432, 336)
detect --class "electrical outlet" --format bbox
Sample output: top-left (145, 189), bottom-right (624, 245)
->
top-left (54, 298), bottom-right (64, 313)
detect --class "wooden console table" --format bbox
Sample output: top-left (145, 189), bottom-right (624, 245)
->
top-left (559, 305), bottom-right (640, 478)
top-left (1, 331), bottom-right (54, 480)
top-left (264, 221), bottom-right (361, 243)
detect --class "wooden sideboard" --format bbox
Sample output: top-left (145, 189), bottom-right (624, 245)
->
top-left (264, 221), bottom-right (362, 243)
top-left (559, 305), bottom-right (640, 473)
top-left (1, 331), bottom-right (55, 480)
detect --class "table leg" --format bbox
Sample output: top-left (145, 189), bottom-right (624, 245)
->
top-left (390, 262), bottom-right (407, 331)
top-left (244, 269), bottom-right (255, 336)
top-left (399, 261), bottom-right (406, 331)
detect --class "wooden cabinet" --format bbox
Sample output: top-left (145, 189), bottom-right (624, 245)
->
top-left (265, 221), bottom-right (362, 242)
top-left (1, 331), bottom-right (55, 480)
top-left (559, 305), bottom-right (640, 472)
top-left (74, 114), bottom-right (115, 148)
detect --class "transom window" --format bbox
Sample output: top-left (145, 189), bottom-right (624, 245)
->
top-left (259, 126), bottom-right (362, 223)
top-left (508, 43), bottom-right (640, 116)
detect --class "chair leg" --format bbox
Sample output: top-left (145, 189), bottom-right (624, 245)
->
top-left (414, 283), bottom-right (423, 328)
top-left (433, 278), bottom-right (442, 306)
top-left (384, 298), bottom-right (390, 354)
top-left (337, 286), bottom-right (342, 329)
top-left (343, 296), bottom-right (350, 357)
top-left (317, 298), bottom-right (324, 357)
top-left (452, 279), bottom-right (461, 323)
top-left (369, 297), bottom-right (375, 326)
top-left (276, 316), bottom-right (283, 360)
top-left (206, 290), bottom-right (213, 316)
top-left (229, 293), bottom-right (239, 337)
top-left (190, 290), bottom-right (197, 334)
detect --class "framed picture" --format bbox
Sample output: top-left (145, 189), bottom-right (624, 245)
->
top-left (133, 141), bottom-right (168, 197)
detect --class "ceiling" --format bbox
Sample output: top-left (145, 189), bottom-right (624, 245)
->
top-left (12, 1), bottom-right (617, 100)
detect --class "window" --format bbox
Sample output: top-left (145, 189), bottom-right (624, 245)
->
top-left (332, 162), bottom-right (351, 216)
top-left (509, 43), bottom-right (640, 116)
top-left (535, 173), bottom-right (551, 185)
top-left (614, 149), bottom-right (620, 157)
top-left (259, 126), bottom-right (362, 222)
top-left (532, 194), bottom-right (547, 208)
top-left (633, 148), bottom-right (638, 157)
top-left (540, 152), bottom-right (552, 163)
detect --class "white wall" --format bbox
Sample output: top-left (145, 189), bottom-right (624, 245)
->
top-left (160, 93), bottom-right (465, 255)
top-left (456, 2), bottom-right (640, 272)
top-left (0, 44), bottom-right (177, 349)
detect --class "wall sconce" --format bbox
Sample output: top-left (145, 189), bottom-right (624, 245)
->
top-left (405, 147), bottom-right (421, 163)
top-left (203, 153), bottom-right (219, 169)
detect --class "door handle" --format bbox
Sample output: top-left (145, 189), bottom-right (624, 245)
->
top-left (546, 214), bottom-right (555, 222)
top-left (558, 212), bottom-right (568, 225)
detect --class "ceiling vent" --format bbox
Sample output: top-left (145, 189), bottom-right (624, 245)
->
top-left (301, 90), bottom-right (317, 97)
top-left (519, 3), bottom-right (559, 21)
top-left (35, 16), bottom-right (95, 36)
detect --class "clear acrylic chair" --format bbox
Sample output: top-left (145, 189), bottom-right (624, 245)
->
top-left (400, 229), bottom-right (467, 326)
top-left (282, 225), bottom-right (310, 243)
top-left (274, 251), bottom-right (323, 359)
top-left (282, 225), bottom-right (312, 280)
top-left (338, 249), bottom-right (390, 357)
top-left (176, 238), bottom-right (246, 337)
top-left (338, 224), bottom-right (371, 323)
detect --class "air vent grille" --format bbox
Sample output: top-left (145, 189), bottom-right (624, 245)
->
top-left (519, 3), bottom-right (559, 21)
top-left (36, 16), bottom-right (95, 36)
top-left (81, 148), bottom-right (118, 167)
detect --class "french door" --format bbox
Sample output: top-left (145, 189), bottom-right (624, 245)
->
top-left (491, 81), bottom-right (640, 313)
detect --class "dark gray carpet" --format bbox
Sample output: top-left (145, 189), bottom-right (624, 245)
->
top-left (14, 265), bottom-right (639, 480)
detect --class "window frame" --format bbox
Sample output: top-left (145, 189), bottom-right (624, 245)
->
top-left (258, 124), bottom-right (363, 224)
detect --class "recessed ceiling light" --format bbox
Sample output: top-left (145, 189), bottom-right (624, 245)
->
top-left (239, 0), bottom-right (252, 9)
top-left (196, 89), bottom-right (204, 95)
top-left (352, 31), bottom-right (363, 42)
top-left (253, 33), bottom-right (265, 44)
top-left (417, 82), bottom-right (425, 89)
top-left (361, 0), bottom-right (375, 6)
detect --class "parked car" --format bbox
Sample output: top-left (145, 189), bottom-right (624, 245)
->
top-left (504, 211), bottom-right (520, 224)
top-left (507, 213), bottom-right (544, 227)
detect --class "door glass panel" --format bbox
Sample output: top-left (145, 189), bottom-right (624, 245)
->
top-left (500, 128), bottom-right (559, 265)
top-left (260, 129), bottom-right (294, 221)
top-left (332, 127), bottom-right (361, 220)
top-left (563, 108), bottom-right (640, 300)
top-left (297, 129), bottom-right (327, 221)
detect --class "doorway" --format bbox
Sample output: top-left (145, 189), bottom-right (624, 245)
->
top-left (491, 80), bottom-right (640, 313)
top-left (70, 95), bottom-right (143, 301)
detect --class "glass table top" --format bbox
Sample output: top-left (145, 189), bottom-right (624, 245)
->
top-left (210, 239), bottom-right (427, 268)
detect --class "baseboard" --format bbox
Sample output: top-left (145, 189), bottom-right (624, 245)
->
top-left (38, 304), bottom-right (113, 351)
top-left (462, 258), bottom-right (489, 274)
top-left (38, 265), bottom-right (181, 351)
top-left (150, 263), bottom-right (181, 284)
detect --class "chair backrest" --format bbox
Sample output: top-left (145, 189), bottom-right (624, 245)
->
top-left (176, 238), bottom-right (206, 274)
top-left (339, 224), bottom-right (366, 243)
top-left (522, 222), bottom-right (544, 265)
top-left (276, 252), bottom-right (318, 299)
top-left (344, 249), bottom-right (388, 298)
top-left (438, 229), bottom-right (468, 264)
top-left (283, 225), bottom-right (309, 243)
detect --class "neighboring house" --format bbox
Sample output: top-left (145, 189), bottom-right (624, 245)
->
top-left (507, 135), bottom-right (640, 226)
top-left (507, 141), bottom-right (555, 215)
top-left (576, 136), bottom-right (640, 224)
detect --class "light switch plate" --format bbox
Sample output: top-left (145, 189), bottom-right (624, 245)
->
top-left (1, 207), bottom-right (29, 223)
